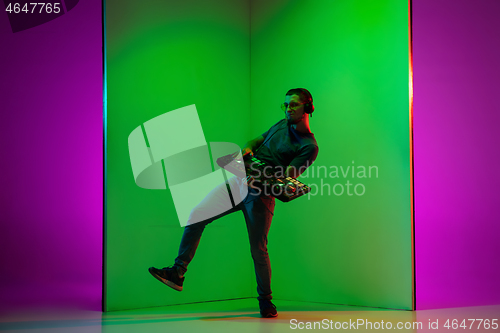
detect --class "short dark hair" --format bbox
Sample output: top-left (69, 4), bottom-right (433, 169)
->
top-left (286, 88), bottom-right (312, 104)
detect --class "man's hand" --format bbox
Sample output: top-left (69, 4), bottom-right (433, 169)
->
top-left (231, 147), bottom-right (253, 161)
top-left (285, 166), bottom-right (300, 179)
top-left (241, 147), bottom-right (253, 159)
top-left (242, 135), bottom-right (264, 159)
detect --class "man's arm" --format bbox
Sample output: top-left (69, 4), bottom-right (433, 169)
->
top-left (285, 144), bottom-right (319, 178)
top-left (241, 135), bottom-right (265, 157)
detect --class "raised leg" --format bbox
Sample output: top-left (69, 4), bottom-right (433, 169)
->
top-left (174, 178), bottom-right (242, 275)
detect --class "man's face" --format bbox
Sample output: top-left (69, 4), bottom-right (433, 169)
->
top-left (284, 94), bottom-right (306, 124)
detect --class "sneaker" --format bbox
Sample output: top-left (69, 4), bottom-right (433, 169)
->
top-left (148, 266), bottom-right (184, 291)
top-left (259, 299), bottom-right (278, 318)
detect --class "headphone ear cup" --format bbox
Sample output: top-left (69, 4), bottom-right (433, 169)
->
top-left (298, 88), bottom-right (313, 115)
top-left (305, 103), bottom-right (313, 114)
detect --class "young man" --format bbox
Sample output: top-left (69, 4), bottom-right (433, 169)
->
top-left (149, 88), bottom-right (319, 318)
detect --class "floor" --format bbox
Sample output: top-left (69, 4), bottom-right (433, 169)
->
top-left (0, 299), bottom-right (498, 333)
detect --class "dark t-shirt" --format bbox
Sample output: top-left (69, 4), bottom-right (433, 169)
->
top-left (254, 119), bottom-right (319, 175)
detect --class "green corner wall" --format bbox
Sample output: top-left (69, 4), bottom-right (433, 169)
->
top-left (105, 0), bottom-right (412, 311)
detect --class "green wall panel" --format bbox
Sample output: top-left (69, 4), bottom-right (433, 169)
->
top-left (250, 0), bottom-right (412, 309)
top-left (105, 0), bottom-right (252, 311)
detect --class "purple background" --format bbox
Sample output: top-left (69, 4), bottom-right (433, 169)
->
top-left (0, 0), bottom-right (102, 312)
top-left (0, 0), bottom-right (499, 312)
top-left (413, 0), bottom-right (500, 309)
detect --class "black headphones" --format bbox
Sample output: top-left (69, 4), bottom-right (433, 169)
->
top-left (298, 88), bottom-right (315, 116)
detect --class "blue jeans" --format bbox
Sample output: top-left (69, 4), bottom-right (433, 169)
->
top-left (174, 177), bottom-right (276, 300)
